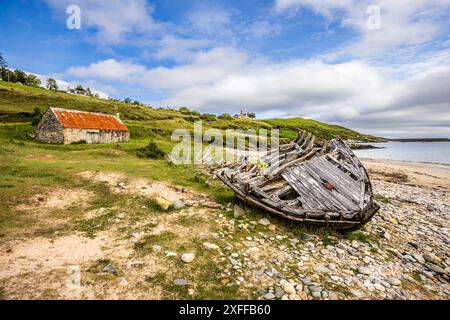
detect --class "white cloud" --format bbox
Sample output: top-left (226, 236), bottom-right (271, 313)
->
top-left (62, 46), bottom-right (450, 136)
top-left (44, 0), bottom-right (162, 44)
top-left (65, 48), bottom-right (248, 91)
top-left (275, 0), bottom-right (450, 56)
top-left (154, 36), bottom-right (211, 62)
top-left (244, 21), bottom-right (282, 39)
top-left (66, 59), bottom-right (147, 81)
top-left (187, 5), bottom-right (234, 37)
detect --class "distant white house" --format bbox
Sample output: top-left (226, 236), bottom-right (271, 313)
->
top-left (234, 110), bottom-right (251, 119)
top-left (66, 86), bottom-right (90, 96)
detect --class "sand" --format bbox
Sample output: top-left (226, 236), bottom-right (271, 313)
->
top-left (362, 159), bottom-right (450, 192)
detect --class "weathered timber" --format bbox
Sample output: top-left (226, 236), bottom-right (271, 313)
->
top-left (215, 131), bottom-right (379, 230)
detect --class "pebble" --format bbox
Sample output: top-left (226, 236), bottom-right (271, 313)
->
top-left (309, 285), bottom-right (322, 293)
top-left (181, 253), bottom-right (195, 263)
top-left (289, 293), bottom-right (301, 300)
top-left (259, 218), bottom-right (271, 226)
top-left (351, 240), bottom-right (360, 248)
top-left (282, 282), bottom-right (296, 295)
top-left (155, 196), bottom-right (171, 210)
top-left (330, 275), bottom-right (340, 282)
top-left (103, 263), bottom-right (118, 275)
top-left (413, 254), bottom-right (425, 264)
top-left (357, 266), bottom-right (372, 275)
top-left (172, 199), bottom-right (185, 210)
top-left (350, 289), bottom-right (366, 298)
top-left (373, 283), bottom-right (385, 291)
top-left (234, 204), bottom-right (246, 218)
top-left (203, 242), bottom-right (219, 250)
top-left (174, 279), bottom-right (190, 286)
top-left (274, 287), bottom-right (284, 298)
top-left (428, 264), bottom-right (446, 274)
top-left (264, 292), bottom-right (275, 300)
top-left (328, 291), bottom-right (340, 300)
top-left (423, 252), bottom-right (441, 265)
top-left (387, 277), bottom-right (402, 286)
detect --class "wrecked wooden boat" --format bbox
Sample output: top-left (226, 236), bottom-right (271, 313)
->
top-left (215, 131), bottom-right (379, 230)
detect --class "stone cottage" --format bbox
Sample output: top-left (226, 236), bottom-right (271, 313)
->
top-left (35, 107), bottom-right (130, 144)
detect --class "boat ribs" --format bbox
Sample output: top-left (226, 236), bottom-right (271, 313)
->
top-left (215, 131), bottom-right (379, 230)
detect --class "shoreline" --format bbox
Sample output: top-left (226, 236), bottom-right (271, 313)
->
top-left (362, 158), bottom-right (450, 193)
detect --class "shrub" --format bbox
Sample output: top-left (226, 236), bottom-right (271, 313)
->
top-left (31, 107), bottom-right (42, 126)
top-left (71, 140), bottom-right (87, 145)
top-left (135, 141), bottom-right (166, 159)
top-left (218, 113), bottom-right (232, 120)
top-left (200, 113), bottom-right (217, 121)
top-left (179, 107), bottom-right (190, 113)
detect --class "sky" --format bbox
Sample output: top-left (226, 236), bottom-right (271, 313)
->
top-left (1, 0), bottom-right (450, 137)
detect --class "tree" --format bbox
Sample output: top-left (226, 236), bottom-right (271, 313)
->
top-left (46, 78), bottom-right (58, 91)
top-left (86, 87), bottom-right (93, 96)
top-left (75, 85), bottom-right (85, 92)
top-left (248, 112), bottom-right (256, 119)
top-left (31, 107), bottom-right (42, 126)
top-left (25, 74), bottom-right (41, 87)
top-left (0, 52), bottom-right (6, 68)
top-left (0, 53), bottom-right (7, 81)
top-left (0, 67), bottom-right (10, 82)
top-left (14, 69), bottom-right (27, 84)
top-left (3, 69), bottom-right (15, 82)
top-left (124, 98), bottom-right (132, 104)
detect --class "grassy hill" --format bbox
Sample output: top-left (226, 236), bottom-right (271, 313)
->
top-left (0, 80), bottom-right (380, 143)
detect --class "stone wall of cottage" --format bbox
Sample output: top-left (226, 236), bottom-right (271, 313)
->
top-left (35, 110), bottom-right (65, 144)
top-left (63, 128), bottom-right (130, 144)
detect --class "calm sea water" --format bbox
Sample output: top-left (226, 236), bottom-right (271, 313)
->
top-left (353, 142), bottom-right (450, 165)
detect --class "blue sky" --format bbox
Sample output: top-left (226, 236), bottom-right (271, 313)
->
top-left (1, 0), bottom-right (450, 137)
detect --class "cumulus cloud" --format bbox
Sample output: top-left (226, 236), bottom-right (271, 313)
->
top-left (187, 5), bottom-right (234, 37)
top-left (65, 47), bottom-right (248, 91)
top-left (44, 0), bottom-right (163, 44)
top-left (154, 36), bottom-right (211, 62)
top-left (63, 46), bottom-right (450, 136)
top-left (275, 0), bottom-right (450, 56)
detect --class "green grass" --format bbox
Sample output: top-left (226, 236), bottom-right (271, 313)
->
top-left (133, 232), bottom-right (178, 254)
top-left (75, 211), bottom-right (117, 238)
top-left (374, 194), bottom-right (391, 204)
top-left (345, 230), bottom-right (378, 244)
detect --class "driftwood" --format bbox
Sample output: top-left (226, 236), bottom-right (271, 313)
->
top-left (215, 131), bottom-right (379, 230)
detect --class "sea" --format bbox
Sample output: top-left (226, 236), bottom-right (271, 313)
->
top-left (353, 141), bottom-right (450, 165)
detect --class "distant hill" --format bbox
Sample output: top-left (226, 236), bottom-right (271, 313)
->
top-left (0, 80), bottom-right (381, 143)
top-left (387, 138), bottom-right (450, 142)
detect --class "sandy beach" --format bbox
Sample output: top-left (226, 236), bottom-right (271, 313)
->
top-left (362, 159), bottom-right (450, 193)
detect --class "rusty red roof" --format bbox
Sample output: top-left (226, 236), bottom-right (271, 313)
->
top-left (50, 107), bottom-right (129, 131)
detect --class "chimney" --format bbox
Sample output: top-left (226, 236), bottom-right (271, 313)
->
top-left (116, 113), bottom-right (122, 122)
